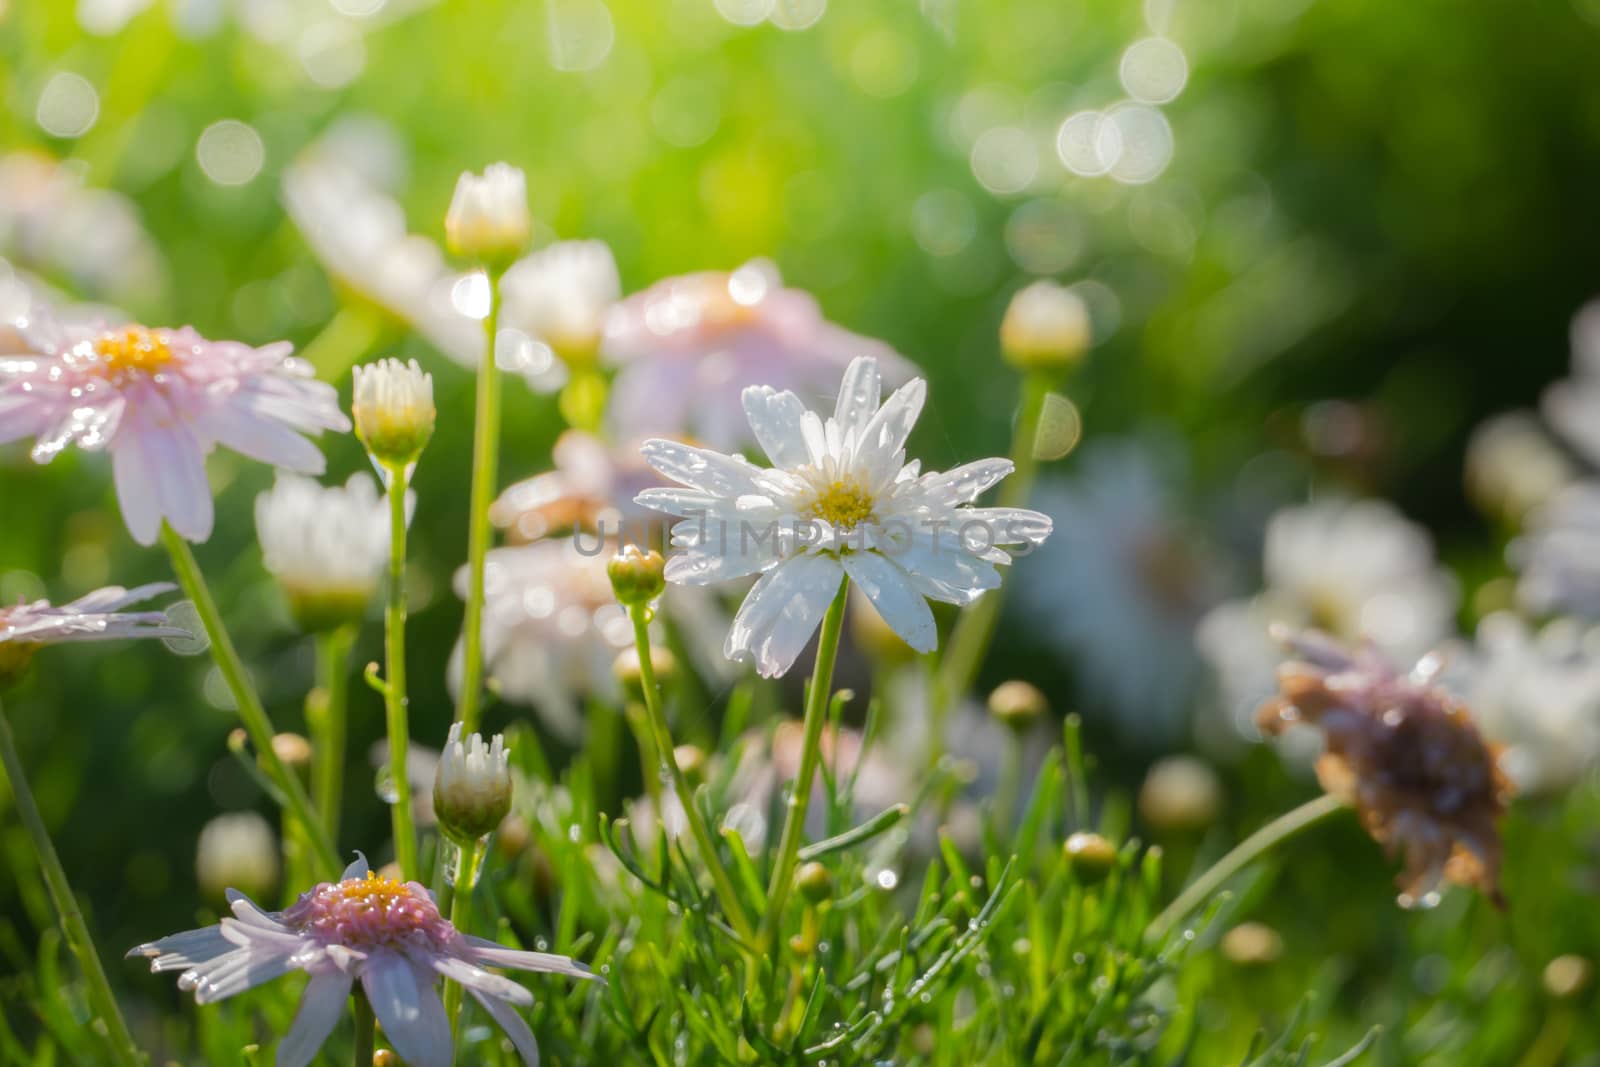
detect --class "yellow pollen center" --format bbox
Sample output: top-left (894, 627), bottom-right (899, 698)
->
top-left (94, 326), bottom-right (173, 376)
top-left (807, 479), bottom-right (875, 530)
top-left (338, 871), bottom-right (411, 905)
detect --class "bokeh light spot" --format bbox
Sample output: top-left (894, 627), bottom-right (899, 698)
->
top-left (1119, 37), bottom-right (1188, 104)
top-left (36, 72), bottom-right (100, 138)
top-left (196, 119), bottom-right (265, 186)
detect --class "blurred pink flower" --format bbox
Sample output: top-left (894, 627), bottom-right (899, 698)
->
top-left (129, 854), bottom-right (593, 1067)
top-left (602, 259), bottom-right (915, 450)
top-left (0, 312), bottom-right (348, 545)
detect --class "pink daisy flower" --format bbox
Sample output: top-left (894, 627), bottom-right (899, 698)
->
top-left (0, 310), bottom-right (349, 545)
top-left (602, 259), bottom-right (916, 451)
top-left (0, 582), bottom-right (184, 647)
top-left (129, 854), bottom-right (594, 1067)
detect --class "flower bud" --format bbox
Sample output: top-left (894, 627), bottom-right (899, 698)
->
top-left (352, 359), bottom-right (435, 469)
top-left (0, 642), bottom-right (36, 691)
top-left (612, 645), bottom-right (677, 702)
top-left (1138, 755), bottom-right (1223, 834)
top-left (1221, 922), bottom-right (1284, 967)
top-left (432, 723), bottom-right (513, 844)
top-left (1063, 831), bottom-right (1117, 884)
top-left (607, 545), bottom-right (666, 607)
top-left (672, 743), bottom-right (707, 783)
top-left (1000, 281), bottom-right (1091, 372)
top-left (271, 732), bottom-right (313, 772)
top-left (373, 1052), bottom-right (400, 1067)
top-left (1544, 955), bottom-right (1593, 1001)
top-left (195, 812), bottom-right (279, 903)
top-left (445, 163), bottom-right (530, 267)
top-left (796, 861), bottom-right (834, 905)
top-left (987, 680), bottom-right (1047, 734)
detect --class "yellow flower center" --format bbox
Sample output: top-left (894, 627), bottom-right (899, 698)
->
top-left (94, 326), bottom-right (174, 377)
top-left (807, 479), bottom-right (875, 530)
top-left (338, 871), bottom-right (412, 906)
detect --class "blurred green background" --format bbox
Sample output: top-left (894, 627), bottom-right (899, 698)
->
top-left (5, 0), bottom-right (1600, 1060)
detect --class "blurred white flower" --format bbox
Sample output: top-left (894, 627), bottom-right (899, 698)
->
top-left (1018, 440), bottom-right (1223, 746)
top-left (0, 152), bottom-right (167, 308)
top-left (445, 163), bottom-right (530, 264)
top-left (603, 259), bottom-right (917, 451)
top-left (491, 430), bottom-right (660, 543)
top-left (1514, 481), bottom-right (1600, 620)
top-left (255, 473), bottom-right (400, 631)
top-left (194, 811), bottom-right (279, 902)
top-left (500, 240), bottom-right (620, 368)
top-left (1542, 297), bottom-right (1600, 468)
top-left (1197, 498), bottom-right (1458, 740)
top-left (282, 142), bottom-right (481, 366)
top-left (1465, 411), bottom-right (1576, 526)
top-left (999, 280), bottom-right (1091, 371)
top-left (1444, 613), bottom-right (1600, 793)
top-left (450, 539), bottom-right (634, 741)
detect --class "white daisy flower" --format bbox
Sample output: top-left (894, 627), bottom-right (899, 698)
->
top-left (634, 356), bottom-right (1053, 678)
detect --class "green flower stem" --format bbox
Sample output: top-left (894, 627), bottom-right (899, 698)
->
top-left (442, 837), bottom-right (485, 1037)
top-left (0, 698), bottom-right (144, 1067)
top-left (1145, 793), bottom-right (1346, 943)
top-left (161, 525), bottom-right (340, 877)
top-left (457, 269), bottom-right (503, 736)
top-left (381, 462), bottom-right (420, 882)
top-left (311, 625), bottom-right (357, 844)
top-left (759, 577), bottom-right (849, 951)
top-left (931, 371), bottom-right (1052, 764)
top-left (352, 988), bottom-right (375, 1067)
top-left (627, 603), bottom-right (756, 945)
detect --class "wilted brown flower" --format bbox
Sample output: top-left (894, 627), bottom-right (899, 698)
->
top-left (1256, 626), bottom-right (1511, 910)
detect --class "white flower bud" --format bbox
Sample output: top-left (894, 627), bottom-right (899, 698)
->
top-left (433, 723), bottom-right (513, 844)
top-left (352, 358), bottom-right (435, 467)
top-left (1000, 280), bottom-right (1091, 372)
top-left (445, 163), bottom-right (531, 266)
top-left (195, 812), bottom-right (280, 902)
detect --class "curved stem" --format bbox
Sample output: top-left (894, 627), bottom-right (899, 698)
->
top-left (443, 837), bottom-right (485, 1039)
top-left (311, 625), bottom-right (356, 844)
top-left (626, 604), bottom-right (755, 946)
top-left (352, 988), bottom-right (375, 1067)
top-left (1145, 793), bottom-right (1346, 943)
top-left (383, 463), bottom-right (419, 882)
top-left (759, 578), bottom-right (849, 950)
top-left (457, 270), bottom-right (503, 735)
top-left (161, 525), bottom-right (339, 876)
top-left (931, 371), bottom-right (1052, 765)
top-left (0, 699), bottom-right (144, 1067)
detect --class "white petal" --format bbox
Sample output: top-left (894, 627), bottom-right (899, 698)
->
top-left (460, 936), bottom-right (597, 981)
top-left (959, 507), bottom-right (1053, 546)
top-left (832, 357), bottom-right (881, 439)
top-left (742, 386), bottom-right (812, 470)
top-left (227, 891), bottom-right (291, 931)
top-left (431, 955), bottom-right (534, 1005)
top-left (111, 416), bottom-right (214, 545)
top-left (127, 926), bottom-right (234, 972)
top-left (853, 379), bottom-right (925, 485)
top-left (634, 486), bottom-right (721, 518)
top-left (276, 970), bottom-right (353, 1067)
top-left (470, 989), bottom-right (542, 1067)
top-left (841, 552), bottom-right (937, 653)
top-left (362, 955), bottom-right (451, 1067)
top-left (189, 946), bottom-right (299, 1004)
top-left (909, 458), bottom-right (1014, 507)
top-left (662, 546), bottom-right (775, 586)
top-left (342, 853), bottom-right (370, 880)
top-left (639, 438), bottom-right (764, 496)
top-left (197, 403), bottom-right (326, 474)
top-left (892, 532), bottom-right (1002, 605)
top-left (725, 554), bottom-right (844, 678)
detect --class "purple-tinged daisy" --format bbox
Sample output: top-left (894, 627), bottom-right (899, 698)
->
top-left (0, 582), bottom-right (185, 685)
top-left (129, 855), bottom-right (594, 1067)
top-left (1, 309), bottom-right (349, 545)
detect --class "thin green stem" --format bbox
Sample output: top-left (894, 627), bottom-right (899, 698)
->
top-left (311, 625), bottom-right (357, 844)
top-left (457, 270), bottom-right (503, 735)
top-left (0, 699), bottom-right (144, 1067)
top-left (759, 578), bottom-right (849, 950)
top-left (626, 604), bottom-right (756, 945)
top-left (1145, 793), bottom-right (1346, 943)
top-left (382, 463), bottom-right (419, 882)
top-left (443, 837), bottom-right (485, 1037)
top-left (352, 988), bottom-right (375, 1067)
top-left (931, 371), bottom-right (1052, 766)
top-left (161, 525), bottom-right (340, 876)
